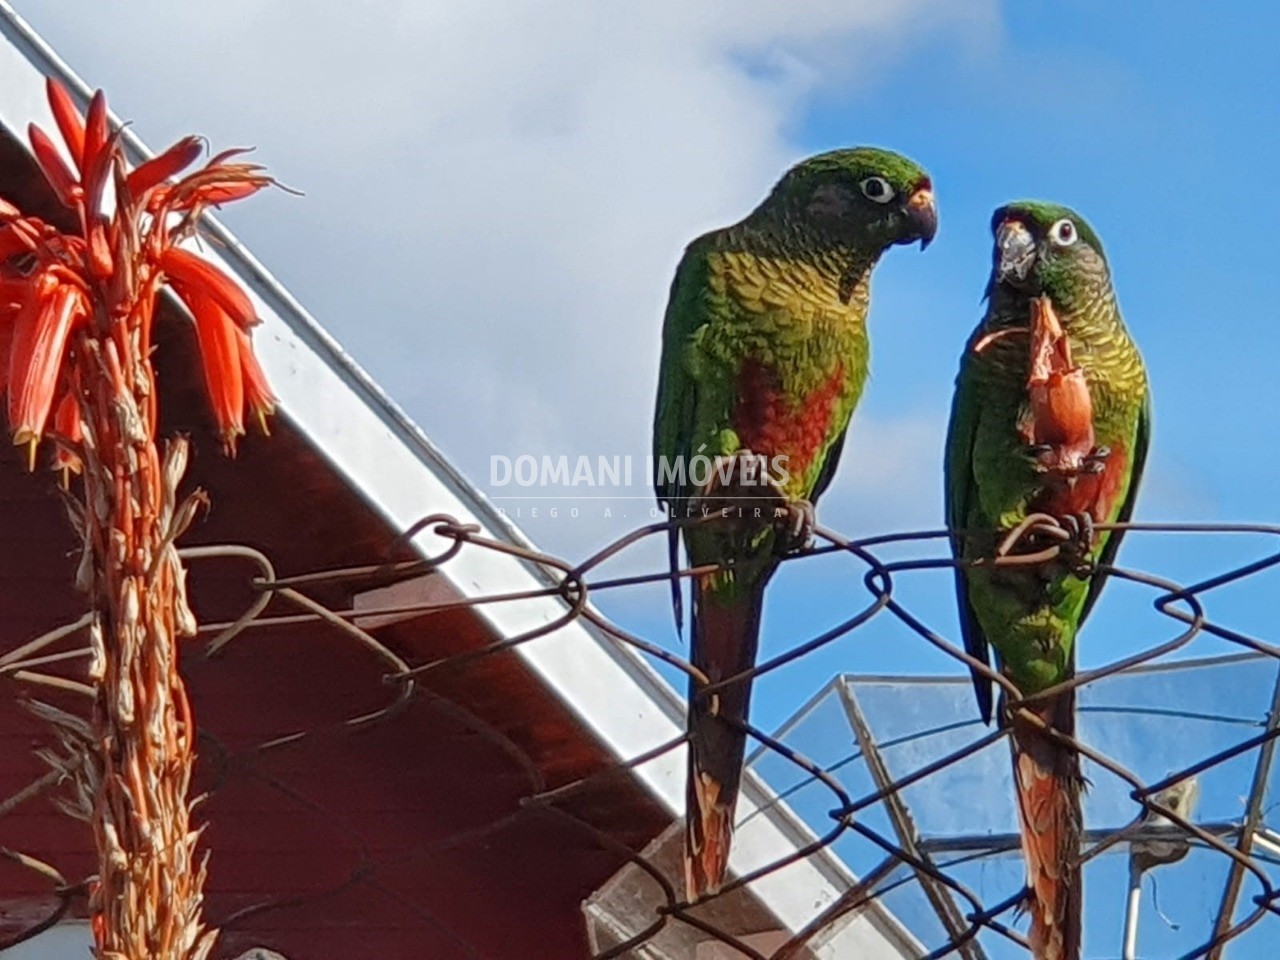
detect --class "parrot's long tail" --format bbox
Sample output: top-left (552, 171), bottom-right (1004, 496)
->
top-left (1009, 687), bottom-right (1083, 960)
top-left (684, 574), bottom-right (768, 901)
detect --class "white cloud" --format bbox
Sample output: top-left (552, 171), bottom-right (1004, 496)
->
top-left (825, 411), bottom-right (948, 534)
top-left (24, 0), bottom-right (998, 558)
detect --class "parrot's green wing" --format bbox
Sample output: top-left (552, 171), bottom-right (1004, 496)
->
top-left (653, 238), bottom-right (715, 629)
top-left (1080, 396), bottom-right (1151, 623)
top-left (944, 354), bottom-right (993, 722)
top-left (653, 238), bottom-right (717, 507)
top-left (809, 428), bottom-right (849, 504)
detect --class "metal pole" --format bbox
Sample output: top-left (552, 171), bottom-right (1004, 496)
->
top-left (1122, 858), bottom-right (1143, 960)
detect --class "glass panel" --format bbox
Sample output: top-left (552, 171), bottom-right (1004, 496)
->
top-left (748, 654), bottom-right (1280, 959)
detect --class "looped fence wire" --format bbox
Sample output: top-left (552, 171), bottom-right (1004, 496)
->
top-left (2, 513), bottom-right (1280, 958)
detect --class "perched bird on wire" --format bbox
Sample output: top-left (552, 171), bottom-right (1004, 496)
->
top-left (946, 202), bottom-right (1150, 960)
top-left (653, 147), bottom-right (937, 899)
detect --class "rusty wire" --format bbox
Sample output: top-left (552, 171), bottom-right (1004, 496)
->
top-left (1, 514), bottom-right (1279, 958)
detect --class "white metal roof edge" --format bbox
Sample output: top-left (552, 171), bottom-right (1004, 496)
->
top-left (0, 6), bottom-right (919, 951)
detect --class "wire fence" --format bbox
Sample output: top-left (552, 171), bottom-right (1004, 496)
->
top-left (2, 512), bottom-right (1280, 959)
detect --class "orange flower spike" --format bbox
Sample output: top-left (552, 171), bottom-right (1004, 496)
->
top-left (143, 184), bottom-right (171, 214)
top-left (198, 180), bottom-right (270, 206)
top-left (234, 327), bottom-right (276, 435)
top-left (83, 89), bottom-right (109, 164)
top-left (9, 280), bottom-right (87, 466)
top-left (85, 215), bottom-right (114, 281)
top-left (82, 151), bottom-right (118, 279)
top-left (126, 135), bottom-right (203, 200)
top-left (52, 387), bottom-right (82, 442)
top-left (182, 289), bottom-right (244, 444)
top-left (160, 247), bottom-right (257, 328)
top-left (51, 389), bottom-right (83, 485)
top-left (78, 91), bottom-right (117, 279)
top-left (4, 217), bottom-right (45, 254)
top-left (27, 124), bottom-right (80, 208)
top-left (158, 154), bottom-right (275, 214)
top-left (45, 78), bottom-right (86, 170)
top-left (7, 270), bottom-right (56, 416)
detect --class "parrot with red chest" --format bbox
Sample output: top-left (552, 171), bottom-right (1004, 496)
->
top-left (653, 147), bottom-right (937, 898)
top-left (946, 201), bottom-right (1150, 959)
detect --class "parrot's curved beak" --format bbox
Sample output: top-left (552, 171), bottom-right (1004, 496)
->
top-left (996, 218), bottom-right (1036, 285)
top-left (905, 187), bottom-right (937, 250)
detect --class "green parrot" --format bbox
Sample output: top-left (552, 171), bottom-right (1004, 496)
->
top-left (945, 202), bottom-right (1150, 960)
top-left (652, 148), bottom-right (937, 898)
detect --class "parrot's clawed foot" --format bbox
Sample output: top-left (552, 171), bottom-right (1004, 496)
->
top-left (690, 449), bottom-right (779, 513)
top-left (1060, 511), bottom-right (1093, 546)
top-left (1026, 442), bottom-right (1109, 480)
top-left (688, 450), bottom-right (802, 560)
top-left (686, 449), bottom-right (814, 552)
top-left (1082, 445), bottom-right (1111, 475)
top-left (1058, 512), bottom-right (1097, 573)
top-left (1024, 443), bottom-right (1055, 474)
top-left (776, 499), bottom-right (816, 552)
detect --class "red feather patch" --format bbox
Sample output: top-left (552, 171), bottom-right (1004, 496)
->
top-left (732, 359), bottom-right (844, 478)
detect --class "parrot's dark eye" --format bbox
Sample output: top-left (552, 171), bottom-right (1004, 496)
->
top-left (1049, 219), bottom-right (1077, 247)
top-left (859, 176), bottom-right (894, 204)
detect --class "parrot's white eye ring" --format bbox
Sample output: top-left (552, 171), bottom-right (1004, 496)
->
top-left (859, 176), bottom-right (894, 204)
top-left (1049, 218), bottom-right (1078, 247)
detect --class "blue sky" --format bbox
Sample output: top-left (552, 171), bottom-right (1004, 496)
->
top-left (734, 8), bottom-right (1280, 954)
top-left (23, 2), bottom-right (1280, 954)
top-left (752, 0), bottom-right (1280, 715)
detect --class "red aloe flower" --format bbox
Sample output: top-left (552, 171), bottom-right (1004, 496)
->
top-left (7, 272), bottom-right (88, 465)
top-left (0, 79), bottom-right (278, 461)
top-left (183, 288), bottom-right (244, 444)
top-left (125, 135), bottom-right (203, 197)
top-left (161, 246), bottom-right (258, 329)
top-left (50, 387), bottom-right (83, 481)
top-left (45, 77), bottom-right (86, 168)
top-left (237, 325), bottom-right (276, 436)
top-left (27, 124), bottom-right (79, 207)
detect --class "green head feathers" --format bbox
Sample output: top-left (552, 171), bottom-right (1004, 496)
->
top-left (756, 146), bottom-right (937, 251)
top-left (989, 200), bottom-right (1110, 308)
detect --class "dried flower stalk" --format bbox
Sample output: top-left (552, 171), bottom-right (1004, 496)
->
top-left (1, 79), bottom-right (276, 959)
